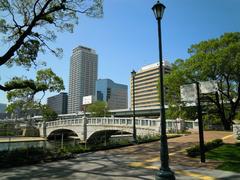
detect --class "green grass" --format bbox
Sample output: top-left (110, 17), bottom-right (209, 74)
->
top-left (206, 144), bottom-right (240, 172)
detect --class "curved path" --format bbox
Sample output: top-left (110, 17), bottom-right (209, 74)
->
top-left (0, 131), bottom-right (239, 180)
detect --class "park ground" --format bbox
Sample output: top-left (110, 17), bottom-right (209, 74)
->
top-left (0, 131), bottom-right (239, 180)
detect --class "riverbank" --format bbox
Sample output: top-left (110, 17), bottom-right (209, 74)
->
top-left (0, 137), bottom-right (46, 143)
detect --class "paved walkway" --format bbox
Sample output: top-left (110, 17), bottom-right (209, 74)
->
top-left (0, 131), bottom-right (239, 180)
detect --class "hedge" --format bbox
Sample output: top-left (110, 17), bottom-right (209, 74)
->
top-left (186, 139), bottom-right (223, 157)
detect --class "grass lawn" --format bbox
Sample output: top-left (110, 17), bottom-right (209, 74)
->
top-left (206, 143), bottom-right (240, 173)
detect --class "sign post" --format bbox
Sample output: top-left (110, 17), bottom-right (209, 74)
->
top-left (82, 95), bottom-right (95, 149)
top-left (180, 81), bottom-right (217, 163)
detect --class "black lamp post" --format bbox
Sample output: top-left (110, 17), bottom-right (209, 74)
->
top-left (131, 70), bottom-right (137, 144)
top-left (152, 1), bottom-right (175, 179)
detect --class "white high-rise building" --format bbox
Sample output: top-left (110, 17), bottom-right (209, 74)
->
top-left (68, 46), bottom-right (98, 113)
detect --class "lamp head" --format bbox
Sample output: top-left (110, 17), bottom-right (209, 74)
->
top-left (131, 70), bottom-right (136, 77)
top-left (152, 1), bottom-right (165, 20)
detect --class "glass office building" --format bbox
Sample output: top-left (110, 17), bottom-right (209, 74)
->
top-left (47, 92), bottom-right (68, 114)
top-left (96, 79), bottom-right (128, 110)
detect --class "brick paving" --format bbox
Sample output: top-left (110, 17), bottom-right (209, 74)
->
top-left (168, 131), bottom-right (235, 169)
top-left (104, 131), bottom-right (235, 169)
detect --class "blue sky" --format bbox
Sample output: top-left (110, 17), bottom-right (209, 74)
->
top-left (1, 0), bottom-right (240, 104)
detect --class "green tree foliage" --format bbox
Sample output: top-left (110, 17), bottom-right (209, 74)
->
top-left (165, 32), bottom-right (240, 130)
top-left (1, 0), bottom-right (103, 117)
top-left (0, 0), bottom-right (103, 93)
top-left (41, 104), bottom-right (58, 121)
top-left (6, 100), bottom-right (38, 118)
top-left (87, 101), bottom-right (108, 117)
top-left (6, 68), bottom-right (64, 118)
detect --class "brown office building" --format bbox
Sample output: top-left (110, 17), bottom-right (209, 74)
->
top-left (130, 61), bottom-right (171, 109)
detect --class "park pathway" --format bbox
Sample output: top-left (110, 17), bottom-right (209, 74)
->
top-left (0, 131), bottom-right (239, 180)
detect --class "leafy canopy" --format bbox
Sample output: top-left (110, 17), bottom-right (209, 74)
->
top-left (164, 32), bottom-right (240, 130)
top-left (0, 0), bottom-right (103, 116)
top-left (87, 101), bottom-right (108, 117)
top-left (0, 0), bottom-right (103, 93)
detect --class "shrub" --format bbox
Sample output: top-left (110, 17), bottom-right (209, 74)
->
top-left (137, 134), bottom-right (160, 143)
top-left (186, 139), bottom-right (223, 157)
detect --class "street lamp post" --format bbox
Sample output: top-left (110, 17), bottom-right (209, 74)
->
top-left (152, 1), bottom-right (175, 179)
top-left (131, 70), bottom-right (137, 144)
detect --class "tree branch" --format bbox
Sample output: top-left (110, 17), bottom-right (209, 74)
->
top-left (0, 0), bottom-right (54, 66)
top-left (0, 80), bottom-right (37, 92)
top-left (33, 0), bottom-right (41, 17)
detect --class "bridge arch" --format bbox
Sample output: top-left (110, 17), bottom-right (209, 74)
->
top-left (86, 128), bottom-right (133, 143)
top-left (47, 128), bottom-right (80, 140)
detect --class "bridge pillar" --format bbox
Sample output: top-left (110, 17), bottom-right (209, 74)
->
top-left (39, 121), bottom-right (47, 138)
top-left (83, 116), bottom-right (87, 141)
top-left (43, 121), bottom-right (47, 138)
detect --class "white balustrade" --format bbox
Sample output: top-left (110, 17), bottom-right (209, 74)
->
top-left (38, 117), bottom-right (197, 132)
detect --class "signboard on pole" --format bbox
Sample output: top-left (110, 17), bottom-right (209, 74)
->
top-left (199, 80), bottom-right (218, 94)
top-left (180, 83), bottom-right (197, 102)
top-left (180, 81), bottom-right (218, 102)
top-left (82, 95), bottom-right (94, 105)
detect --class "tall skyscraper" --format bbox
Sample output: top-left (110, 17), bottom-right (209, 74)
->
top-left (47, 92), bottom-right (68, 114)
top-left (96, 79), bottom-right (128, 110)
top-left (130, 61), bottom-right (171, 109)
top-left (68, 46), bottom-right (98, 113)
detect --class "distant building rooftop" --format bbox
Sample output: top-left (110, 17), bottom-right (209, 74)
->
top-left (140, 61), bottom-right (171, 72)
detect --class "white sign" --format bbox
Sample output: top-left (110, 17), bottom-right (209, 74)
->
top-left (180, 84), bottom-right (197, 102)
top-left (199, 81), bottom-right (218, 94)
top-left (82, 95), bottom-right (93, 105)
top-left (180, 81), bottom-right (218, 102)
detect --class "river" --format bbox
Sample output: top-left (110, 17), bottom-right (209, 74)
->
top-left (0, 138), bottom-right (80, 151)
top-left (0, 135), bottom-right (132, 151)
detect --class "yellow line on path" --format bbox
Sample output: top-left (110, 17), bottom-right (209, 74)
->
top-left (146, 147), bottom-right (186, 163)
top-left (128, 163), bottom-right (215, 180)
top-left (145, 157), bottom-right (159, 162)
top-left (222, 134), bottom-right (233, 140)
top-left (175, 169), bottom-right (216, 180)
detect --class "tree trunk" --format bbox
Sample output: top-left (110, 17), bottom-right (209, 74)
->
top-left (220, 116), bottom-right (231, 130)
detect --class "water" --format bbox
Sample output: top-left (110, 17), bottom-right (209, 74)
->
top-left (0, 139), bottom-right (80, 151)
top-left (0, 135), bottom-right (133, 151)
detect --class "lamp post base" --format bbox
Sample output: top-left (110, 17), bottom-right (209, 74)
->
top-left (155, 169), bottom-right (175, 180)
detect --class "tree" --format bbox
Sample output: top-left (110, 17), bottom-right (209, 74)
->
top-left (41, 104), bottom-right (58, 121)
top-left (87, 101), bottom-right (108, 117)
top-left (6, 68), bottom-right (64, 119)
top-left (0, 0), bottom-right (103, 95)
top-left (165, 32), bottom-right (240, 130)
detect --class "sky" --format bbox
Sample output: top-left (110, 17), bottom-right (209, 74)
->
top-left (1, 0), bottom-right (240, 105)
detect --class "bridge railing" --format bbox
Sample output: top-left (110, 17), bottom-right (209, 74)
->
top-left (87, 117), bottom-right (160, 128)
top-left (44, 118), bottom-right (84, 128)
top-left (36, 117), bottom-right (196, 132)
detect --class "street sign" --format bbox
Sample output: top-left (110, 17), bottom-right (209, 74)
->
top-left (82, 95), bottom-right (94, 105)
top-left (180, 83), bottom-right (197, 102)
top-left (180, 81), bottom-right (218, 102)
top-left (199, 80), bottom-right (218, 94)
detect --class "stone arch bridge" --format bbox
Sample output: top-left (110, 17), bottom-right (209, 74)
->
top-left (37, 117), bottom-right (162, 142)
